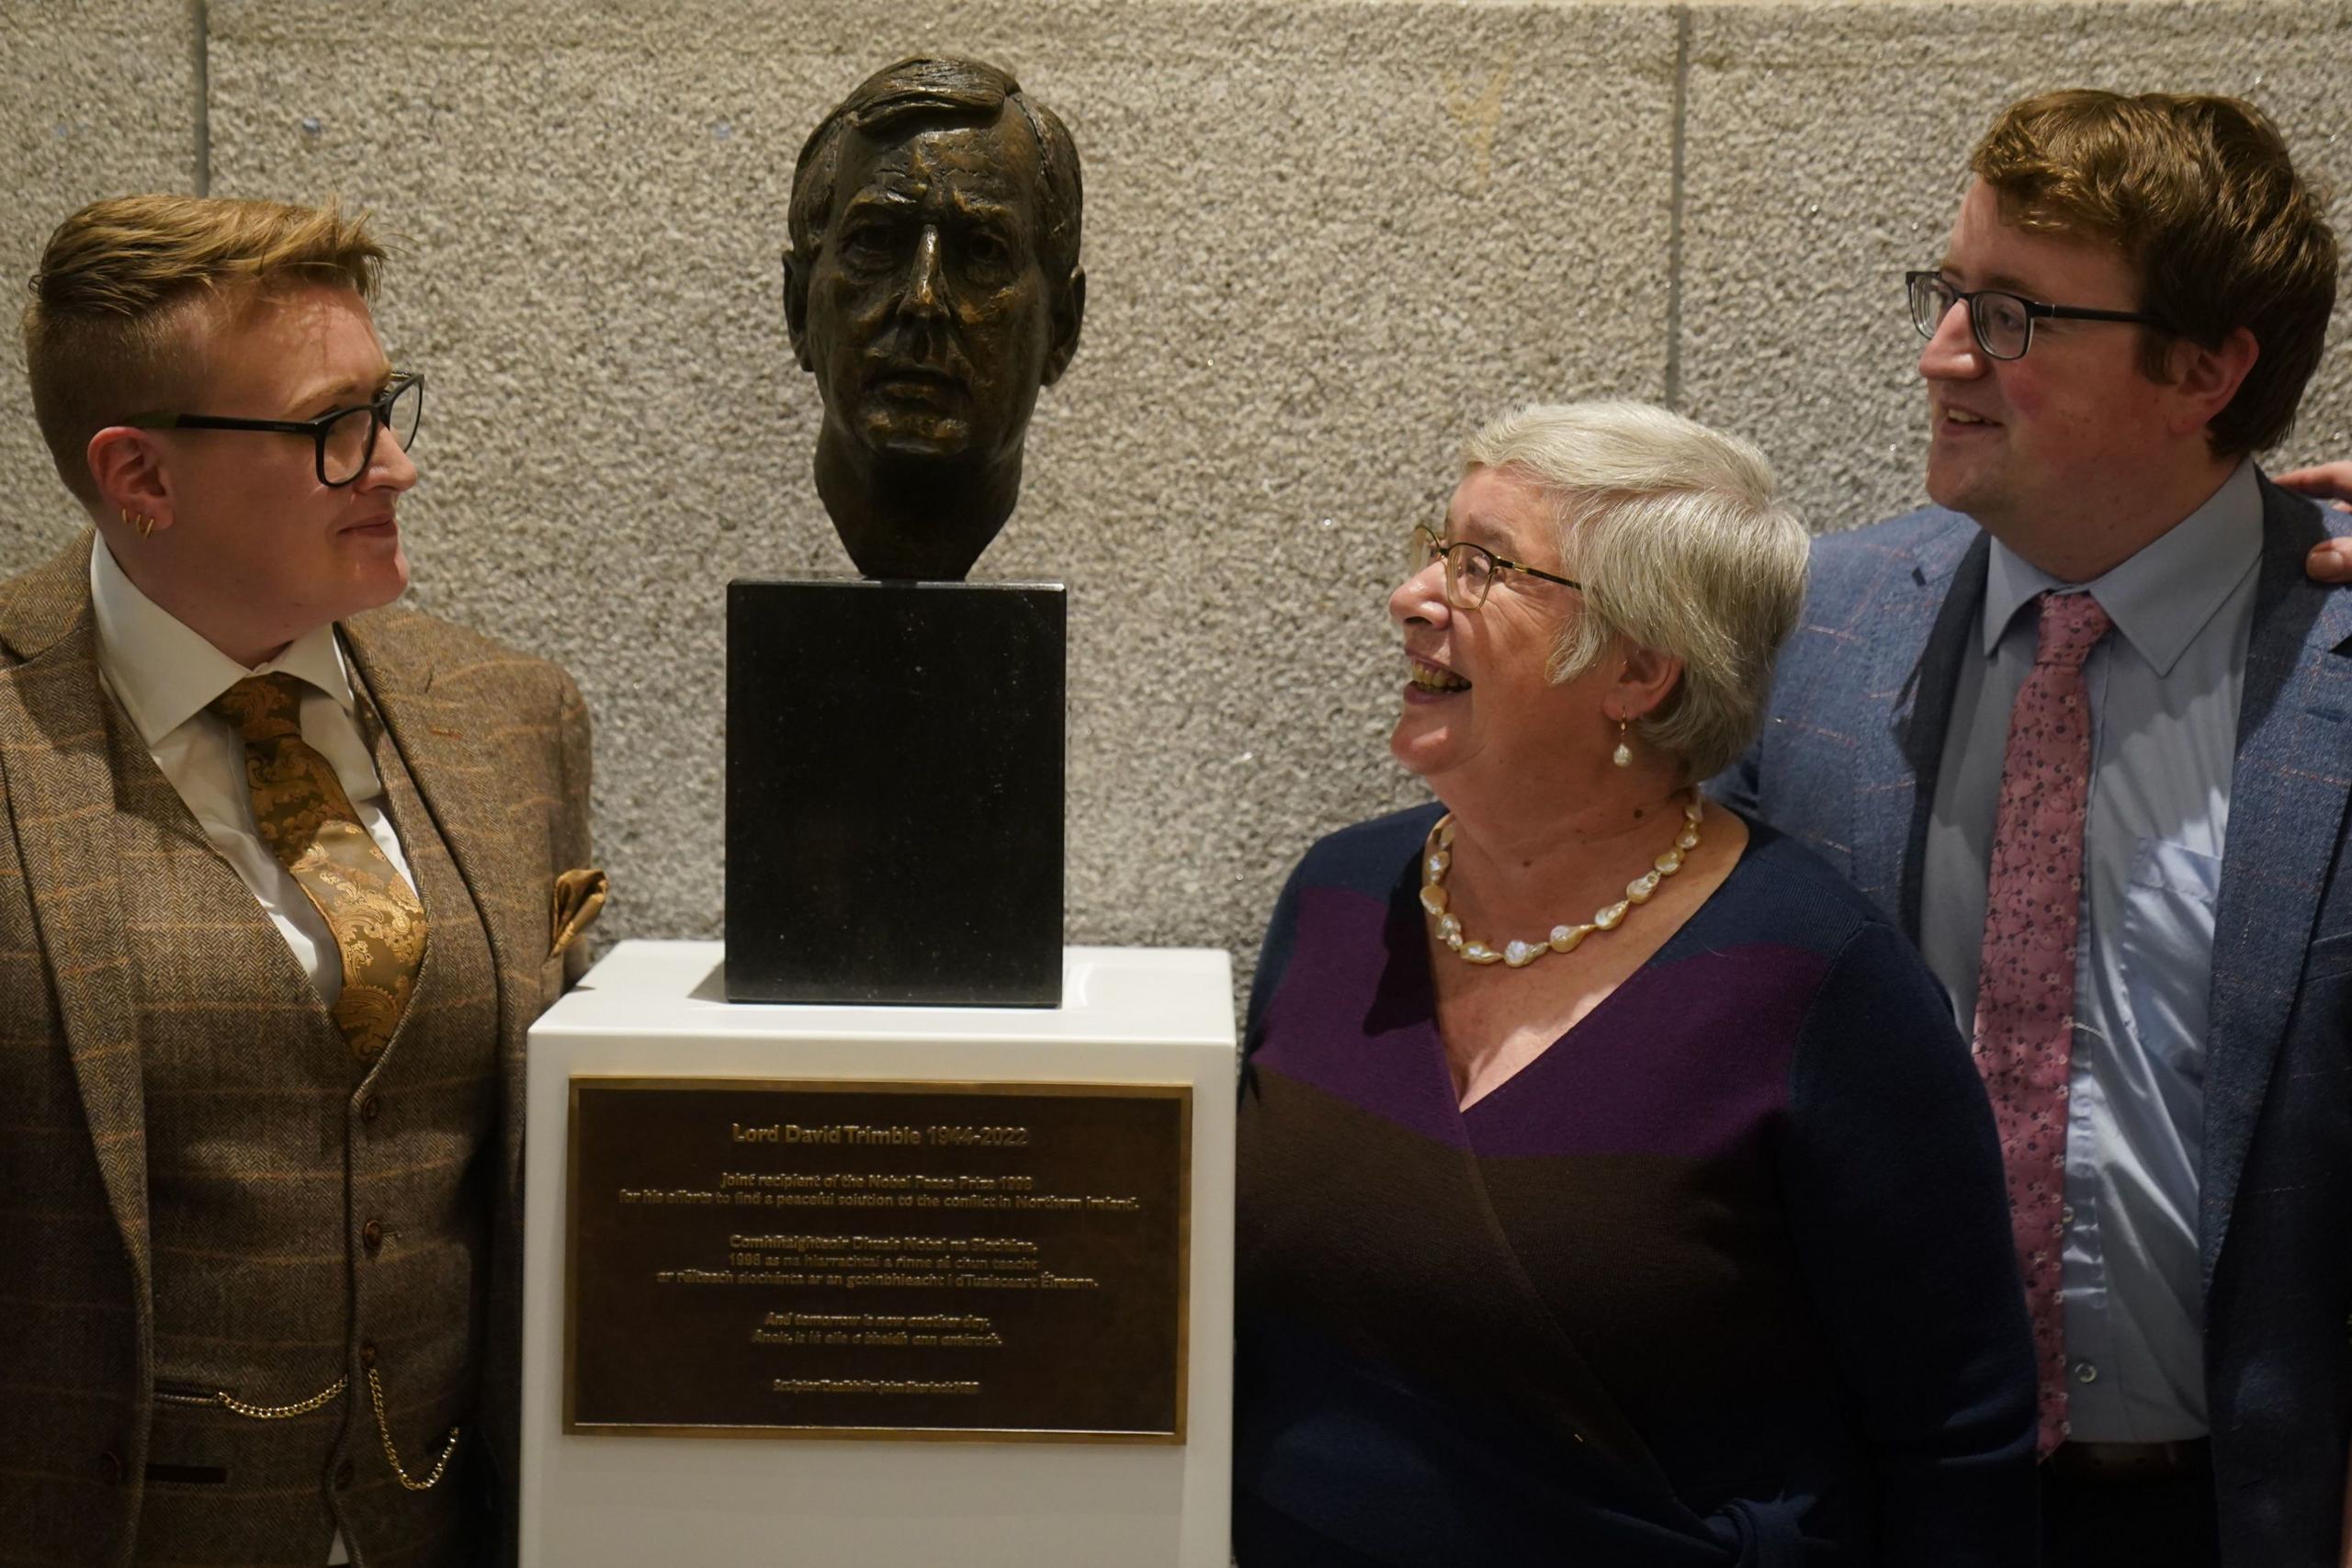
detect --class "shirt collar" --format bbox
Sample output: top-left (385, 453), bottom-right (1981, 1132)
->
top-left (89, 537), bottom-right (357, 747)
top-left (1980, 457), bottom-right (2264, 676)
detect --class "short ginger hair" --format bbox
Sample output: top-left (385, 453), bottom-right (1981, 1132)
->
top-left (1970, 90), bottom-right (2336, 457)
top-left (22, 194), bottom-right (385, 510)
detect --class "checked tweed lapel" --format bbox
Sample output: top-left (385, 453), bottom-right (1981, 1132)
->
top-left (0, 535), bottom-right (154, 1300)
top-left (337, 609), bottom-right (539, 1083)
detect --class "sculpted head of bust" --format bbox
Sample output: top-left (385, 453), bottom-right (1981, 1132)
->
top-left (785, 57), bottom-right (1086, 581)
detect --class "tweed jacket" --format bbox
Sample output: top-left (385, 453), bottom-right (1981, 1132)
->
top-left (1715, 476), bottom-right (2352, 1567)
top-left (0, 535), bottom-right (596, 1566)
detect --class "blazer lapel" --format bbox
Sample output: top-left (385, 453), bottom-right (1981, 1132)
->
top-left (1852, 517), bottom-right (1986, 940)
top-left (339, 614), bottom-right (535, 1045)
top-left (2199, 480), bottom-right (2352, 1285)
top-left (0, 536), bottom-right (151, 1297)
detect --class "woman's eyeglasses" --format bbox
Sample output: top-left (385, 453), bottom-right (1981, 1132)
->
top-left (1409, 525), bottom-right (1580, 610)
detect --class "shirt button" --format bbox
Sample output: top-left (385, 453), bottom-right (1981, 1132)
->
top-left (2060, 1204), bottom-right (2075, 1225)
top-left (359, 1094), bottom-right (382, 1123)
top-left (361, 1219), bottom-right (384, 1255)
top-left (2074, 1360), bottom-right (2098, 1384)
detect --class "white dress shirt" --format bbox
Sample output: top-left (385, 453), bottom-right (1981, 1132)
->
top-left (89, 538), bottom-right (415, 1008)
top-left (1919, 459), bottom-right (2263, 1442)
top-left (90, 541), bottom-right (411, 1565)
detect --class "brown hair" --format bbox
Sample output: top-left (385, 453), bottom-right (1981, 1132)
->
top-left (1971, 90), bottom-right (2337, 457)
top-left (22, 194), bottom-right (385, 509)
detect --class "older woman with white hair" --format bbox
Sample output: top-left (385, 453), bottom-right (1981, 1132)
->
top-left (1233, 400), bottom-right (2037, 1566)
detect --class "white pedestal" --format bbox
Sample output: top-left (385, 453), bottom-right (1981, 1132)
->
top-left (523, 941), bottom-right (1237, 1568)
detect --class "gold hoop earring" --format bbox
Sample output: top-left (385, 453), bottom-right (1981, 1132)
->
top-left (1611, 718), bottom-right (1633, 769)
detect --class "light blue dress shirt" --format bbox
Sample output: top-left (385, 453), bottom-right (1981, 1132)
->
top-left (1919, 458), bottom-right (2263, 1443)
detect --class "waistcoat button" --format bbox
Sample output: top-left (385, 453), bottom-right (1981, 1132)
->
top-left (360, 1094), bottom-right (382, 1122)
top-left (334, 1459), bottom-right (356, 1489)
top-left (362, 1218), bottom-right (384, 1254)
top-left (97, 1450), bottom-right (125, 1485)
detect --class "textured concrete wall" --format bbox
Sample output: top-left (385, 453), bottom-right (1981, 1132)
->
top-left (0, 0), bottom-right (198, 562)
top-left (3, 1), bottom-right (2349, 997)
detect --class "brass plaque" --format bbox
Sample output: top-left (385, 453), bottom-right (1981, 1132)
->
top-left (565, 1077), bottom-right (1190, 1442)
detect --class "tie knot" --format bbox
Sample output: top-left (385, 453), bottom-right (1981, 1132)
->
top-left (2034, 592), bottom-right (2111, 670)
top-left (209, 672), bottom-right (308, 745)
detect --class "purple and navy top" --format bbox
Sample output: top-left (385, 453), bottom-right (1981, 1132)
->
top-left (1235, 805), bottom-right (2037, 1567)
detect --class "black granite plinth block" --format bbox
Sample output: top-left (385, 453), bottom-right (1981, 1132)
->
top-left (726, 579), bottom-right (1065, 1007)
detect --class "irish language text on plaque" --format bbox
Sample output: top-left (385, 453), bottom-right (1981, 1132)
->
top-left (565, 1078), bottom-right (1191, 1441)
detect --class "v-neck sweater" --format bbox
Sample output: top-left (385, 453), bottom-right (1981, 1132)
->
top-left (1234, 805), bottom-right (2037, 1566)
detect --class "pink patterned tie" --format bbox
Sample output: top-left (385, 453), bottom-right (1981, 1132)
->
top-left (1972, 589), bottom-right (2112, 1457)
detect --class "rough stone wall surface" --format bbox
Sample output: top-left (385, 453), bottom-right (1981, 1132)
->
top-left (198, 0), bottom-right (1677, 975)
top-left (0, 0), bottom-right (198, 563)
top-left (2, 1), bottom-right (2347, 1003)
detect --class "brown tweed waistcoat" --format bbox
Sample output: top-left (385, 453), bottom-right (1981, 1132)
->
top-left (0, 536), bottom-right (598, 1568)
top-left (132, 691), bottom-right (499, 1568)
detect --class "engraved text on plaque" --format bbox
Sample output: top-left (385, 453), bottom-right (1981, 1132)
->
top-left (565, 1078), bottom-right (1190, 1440)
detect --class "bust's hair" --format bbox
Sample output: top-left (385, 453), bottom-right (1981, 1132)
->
top-left (23, 194), bottom-right (383, 511)
top-left (1460, 400), bottom-right (1809, 784)
top-left (786, 56), bottom-right (1083, 287)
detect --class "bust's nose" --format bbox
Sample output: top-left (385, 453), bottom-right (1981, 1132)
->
top-left (895, 227), bottom-right (948, 320)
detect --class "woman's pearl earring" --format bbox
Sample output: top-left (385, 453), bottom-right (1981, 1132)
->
top-left (1611, 718), bottom-right (1633, 769)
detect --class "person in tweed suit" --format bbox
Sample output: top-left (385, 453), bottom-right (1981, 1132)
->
top-left (0, 196), bottom-right (605, 1565)
top-left (1718, 92), bottom-right (2348, 1567)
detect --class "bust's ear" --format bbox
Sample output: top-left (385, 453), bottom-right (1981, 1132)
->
top-left (782, 243), bottom-right (816, 374)
top-left (1041, 266), bottom-right (1085, 387)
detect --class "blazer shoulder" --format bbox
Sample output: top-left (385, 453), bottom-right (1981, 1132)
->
top-left (2246, 473), bottom-right (2352, 655)
top-left (0, 532), bottom-right (98, 669)
top-left (1775, 507), bottom-right (1981, 692)
top-left (1808, 505), bottom-right (1976, 594)
top-left (346, 603), bottom-right (583, 712)
top-left (2255, 468), bottom-right (2350, 572)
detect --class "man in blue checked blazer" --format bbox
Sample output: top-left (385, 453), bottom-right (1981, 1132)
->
top-left (1717, 90), bottom-right (2352, 1568)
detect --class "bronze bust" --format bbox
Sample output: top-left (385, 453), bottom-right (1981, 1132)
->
top-left (784, 57), bottom-right (1086, 581)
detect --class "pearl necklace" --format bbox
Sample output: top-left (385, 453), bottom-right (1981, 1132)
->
top-left (1419, 794), bottom-right (1705, 968)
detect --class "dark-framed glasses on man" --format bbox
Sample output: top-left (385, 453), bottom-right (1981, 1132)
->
top-left (1905, 271), bottom-right (2164, 362)
top-left (127, 371), bottom-right (424, 487)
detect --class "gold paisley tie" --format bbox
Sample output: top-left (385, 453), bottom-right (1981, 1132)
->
top-left (211, 673), bottom-right (428, 1062)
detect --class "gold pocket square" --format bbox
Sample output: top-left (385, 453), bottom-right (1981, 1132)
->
top-left (550, 867), bottom-right (609, 958)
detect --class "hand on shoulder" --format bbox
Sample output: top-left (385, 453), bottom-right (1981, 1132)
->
top-left (2275, 462), bottom-right (2352, 582)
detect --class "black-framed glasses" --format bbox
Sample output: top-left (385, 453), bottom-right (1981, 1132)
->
top-left (126, 371), bottom-right (424, 487)
top-left (1410, 525), bottom-right (1580, 611)
top-left (1906, 272), bottom-right (2165, 362)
